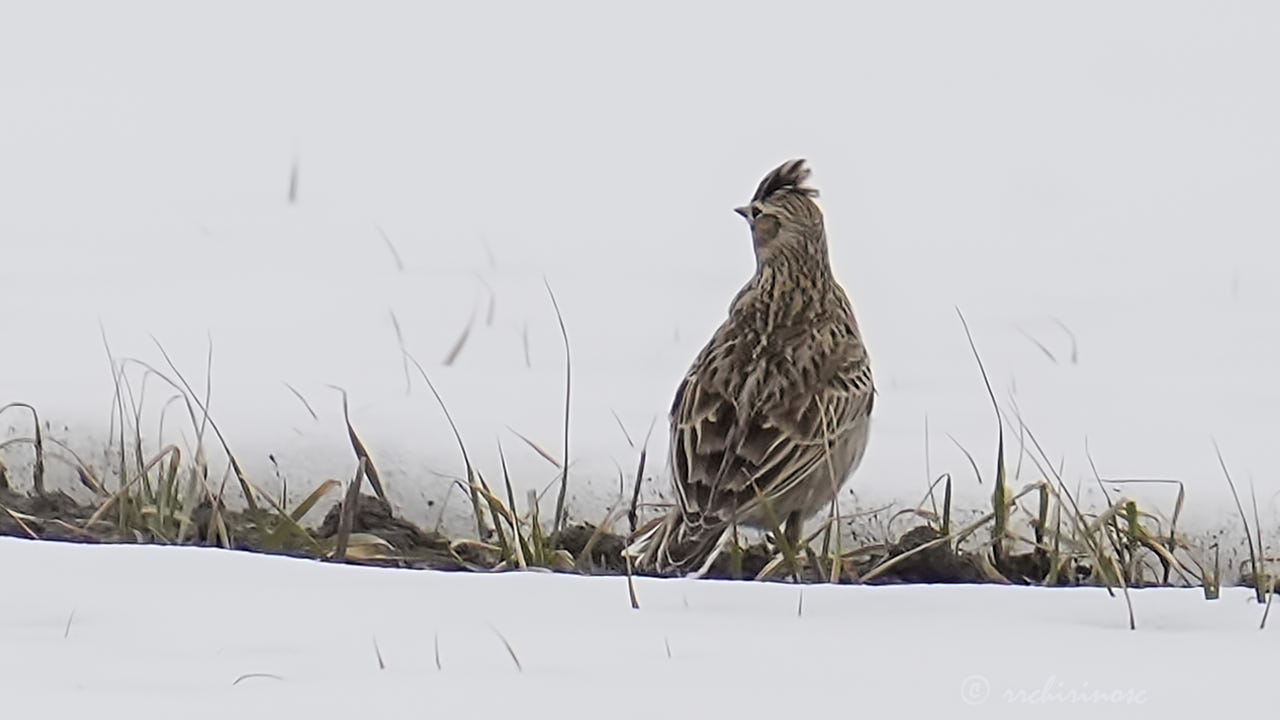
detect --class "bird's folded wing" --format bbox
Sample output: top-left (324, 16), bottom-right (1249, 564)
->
top-left (670, 334), bottom-right (872, 521)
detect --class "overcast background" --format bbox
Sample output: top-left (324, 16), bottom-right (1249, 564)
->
top-left (1, 1), bottom-right (1277, 541)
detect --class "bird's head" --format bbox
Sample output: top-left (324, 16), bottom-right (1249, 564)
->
top-left (735, 159), bottom-right (825, 264)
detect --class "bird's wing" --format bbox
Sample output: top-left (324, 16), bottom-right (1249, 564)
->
top-left (669, 322), bottom-right (873, 525)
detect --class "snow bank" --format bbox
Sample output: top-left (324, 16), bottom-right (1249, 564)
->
top-left (0, 537), bottom-right (1271, 717)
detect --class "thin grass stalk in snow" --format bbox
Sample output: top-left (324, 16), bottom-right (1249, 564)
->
top-left (545, 279), bottom-right (572, 546)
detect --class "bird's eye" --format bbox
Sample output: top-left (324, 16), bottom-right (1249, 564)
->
top-left (749, 206), bottom-right (762, 219)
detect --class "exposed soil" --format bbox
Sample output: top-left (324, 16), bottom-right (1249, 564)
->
top-left (0, 486), bottom-right (1093, 585)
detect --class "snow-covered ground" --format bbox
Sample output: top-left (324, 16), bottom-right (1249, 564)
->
top-left (1, 537), bottom-right (1272, 717)
top-left (2, 2), bottom-right (1278, 544)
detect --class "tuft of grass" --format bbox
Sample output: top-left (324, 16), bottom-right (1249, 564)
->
top-left (0, 313), bottom-right (1266, 606)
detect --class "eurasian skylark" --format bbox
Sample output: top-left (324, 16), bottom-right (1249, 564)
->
top-left (631, 159), bottom-right (874, 575)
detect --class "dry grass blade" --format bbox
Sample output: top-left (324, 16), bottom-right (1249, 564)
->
top-left (372, 636), bottom-right (386, 670)
top-left (388, 309), bottom-right (411, 394)
top-left (99, 324), bottom-right (130, 501)
top-left (626, 418), bottom-right (658, 537)
top-left (0, 503), bottom-right (39, 539)
top-left (1051, 317), bottom-right (1079, 364)
top-left (149, 340), bottom-right (258, 513)
top-left (235, 473), bottom-right (325, 554)
top-left (442, 308), bottom-right (475, 366)
top-left (624, 426), bottom-right (651, 610)
top-left (545, 279), bottom-right (572, 545)
top-left (945, 434), bottom-right (984, 486)
top-left (329, 386), bottom-right (386, 503)
top-left (625, 554), bottom-right (640, 610)
top-left (0, 403), bottom-right (45, 496)
top-left (0, 437), bottom-right (105, 497)
top-left (954, 309), bottom-right (1006, 567)
top-left (942, 475), bottom-right (953, 537)
top-left (611, 410), bottom-right (635, 448)
top-left (233, 673), bottom-right (284, 686)
top-left (86, 445), bottom-right (181, 527)
top-left (1206, 544), bottom-right (1221, 600)
top-left (1214, 441), bottom-right (1263, 602)
top-left (1084, 448), bottom-right (1136, 629)
top-left (375, 224), bottom-right (405, 272)
top-left (406, 353), bottom-right (488, 539)
top-left (526, 489), bottom-right (546, 565)
top-left (475, 274), bottom-right (496, 327)
top-left (1096, 477), bottom-right (1188, 584)
top-left (290, 479), bottom-right (341, 523)
top-left (1262, 578), bottom-right (1275, 630)
top-left (332, 458), bottom-right (367, 562)
top-left (1017, 328), bottom-right (1058, 363)
top-left (628, 445), bottom-right (648, 537)
top-left (1005, 401), bottom-right (1117, 597)
top-left (116, 370), bottom-right (150, 500)
top-left (342, 533), bottom-right (397, 560)
top-left (473, 469), bottom-right (513, 562)
top-left (496, 441), bottom-right (529, 569)
top-left (283, 382), bottom-right (319, 421)
top-left (816, 398), bottom-right (843, 583)
top-left (489, 624), bottom-right (523, 672)
top-left (1249, 480), bottom-right (1267, 603)
top-left (505, 427), bottom-right (562, 468)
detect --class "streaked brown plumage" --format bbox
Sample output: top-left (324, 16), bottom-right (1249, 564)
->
top-left (630, 159), bottom-right (874, 575)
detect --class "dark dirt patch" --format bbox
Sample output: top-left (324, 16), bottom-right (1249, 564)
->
top-left (0, 488), bottom-right (130, 543)
top-left (313, 494), bottom-right (469, 570)
top-left (859, 525), bottom-right (986, 584)
top-left (316, 494), bottom-right (450, 555)
top-left (555, 522), bottom-right (628, 574)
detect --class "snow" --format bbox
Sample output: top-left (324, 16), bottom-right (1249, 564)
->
top-left (3, 5), bottom-right (1274, 711)
top-left (2, 1), bottom-right (1279, 546)
top-left (1, 537), bottom-right (1272, 717)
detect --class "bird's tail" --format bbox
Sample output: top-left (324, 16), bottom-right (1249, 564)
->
top-left (624, 509), bottom-right (733, 577)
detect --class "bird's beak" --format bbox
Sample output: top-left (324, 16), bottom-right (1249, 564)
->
top-left (734, 206), bottom-right (751, 220)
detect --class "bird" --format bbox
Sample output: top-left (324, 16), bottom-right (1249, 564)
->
top-left (628, 159), bottom-right (874, 576)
